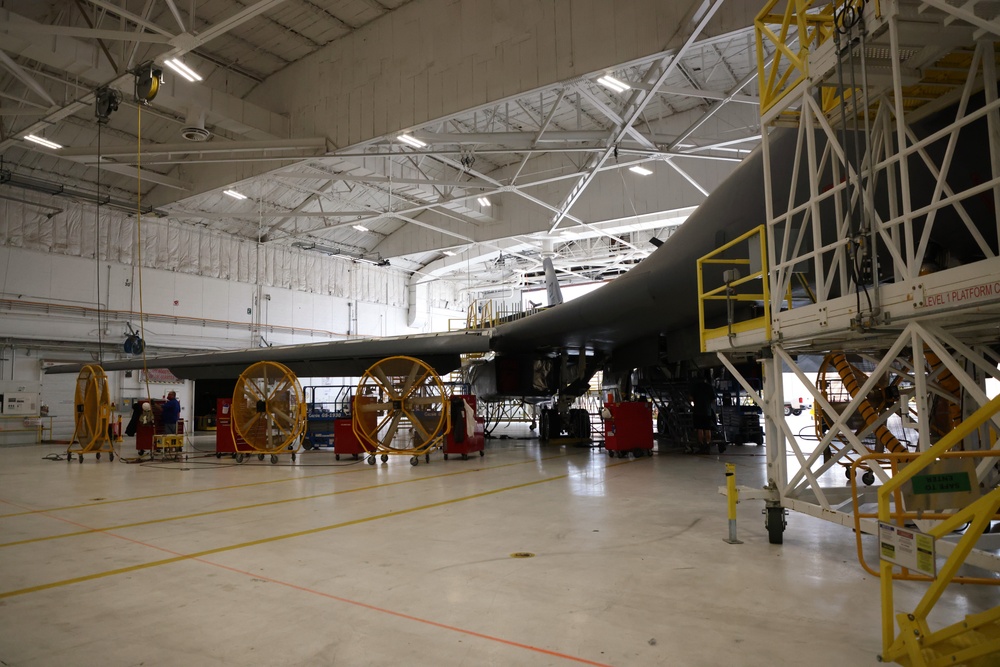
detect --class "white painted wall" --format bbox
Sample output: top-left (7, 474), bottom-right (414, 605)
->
top-left (0, 198), bottom-right (467, 442)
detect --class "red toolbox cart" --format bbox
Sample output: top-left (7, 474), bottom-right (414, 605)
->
top-left (333, 417), bottom-right (373, 460)
top-left (215, 397), bottom-right (256, 461)
top-left (135, 398), bottom-right (184, 456)
top-left (443, 395), bottom-right (485, 460)
top-left (603, 401), bottom-right (653, 458)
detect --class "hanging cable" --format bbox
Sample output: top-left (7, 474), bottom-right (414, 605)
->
top-left (95, 121), bottom-right (104, 364)
top-left (833, 0), bottom-right (874, 324)
top-left (135, 103), bottom-right (152, 405)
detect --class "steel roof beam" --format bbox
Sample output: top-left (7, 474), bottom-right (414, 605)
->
top-left (547, 0), bottom-right (727, 234)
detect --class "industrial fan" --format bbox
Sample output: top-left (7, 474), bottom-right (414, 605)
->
top-left (814, 352), bottom-right (915, 484)
top-left (232, 361), bottom-right (307, 463)
top-left (67, 364), bottom-right (114, 463)
top-left (353, 356), bottom-right (450, 466)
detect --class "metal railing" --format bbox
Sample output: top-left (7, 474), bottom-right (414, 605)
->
top-left (870, 393), bottom-right (1000, 664)
top-left (698, 225), bottom-right (782, 351)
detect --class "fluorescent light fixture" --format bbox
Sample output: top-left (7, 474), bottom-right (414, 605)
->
top-left (597, 75), bottom-right (629, 93)
top-left (477, 197), bottom-right (491, 207)
top-left (223, 189), bottom-right (247, 200)
top-left (398, 133), bottom-right (426, 148)
top-left (352, 224), bottom-right (369, 232)
top-left (629, 165), bottom-right (653, 176)
top-left (24, 134), bottom-right (62, 149)
top-left (164, 58), bottom-right (202, 82)
top-left (442, 250), bottom-right (456, 257)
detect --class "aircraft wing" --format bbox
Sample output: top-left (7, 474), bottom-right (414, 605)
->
top-left (45, 330), bottom-right (492, 380)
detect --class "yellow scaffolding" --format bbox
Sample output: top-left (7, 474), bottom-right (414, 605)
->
top-left (872, 395), bottom-right (1000, 665)
top-left (698, 225), bottom-right (787, 352)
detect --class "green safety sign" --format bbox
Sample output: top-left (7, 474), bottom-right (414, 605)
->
top-left (911, 472), bottom-right (972, 495)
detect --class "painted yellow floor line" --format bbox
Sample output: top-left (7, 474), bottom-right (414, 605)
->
top-left (0, 456), bottom-right (556, 548)
top-left (0, 451), bottom-right (571, 518)
top-left (0, 463), bottom-right (368, 517)
top-left (0, 469), bottom-right (606, 600)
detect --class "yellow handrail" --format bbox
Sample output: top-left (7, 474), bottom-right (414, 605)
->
top-left (876, 393), bottom-right (1000, 664)
top-left (697, 225), bottom-right (776, 351)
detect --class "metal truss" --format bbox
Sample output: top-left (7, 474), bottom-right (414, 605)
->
top-left (710, 0), bottom-right (1000, 580)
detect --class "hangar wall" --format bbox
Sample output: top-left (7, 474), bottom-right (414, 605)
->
top-left (1, 199), bottom-right (466, 350)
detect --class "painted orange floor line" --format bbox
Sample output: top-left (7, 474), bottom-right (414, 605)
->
top-left (0, 464), bottom-right (630, 665)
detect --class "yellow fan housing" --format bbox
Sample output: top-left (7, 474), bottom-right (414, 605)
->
top-left (232, 361), bottom-right (306, 454)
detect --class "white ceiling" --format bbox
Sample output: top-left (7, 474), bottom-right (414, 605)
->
top-left (0, 0), bottom-right (769, 294)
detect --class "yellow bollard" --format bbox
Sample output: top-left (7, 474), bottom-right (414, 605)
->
top-left (724, 462), bottom-right (743, 544)
top-left (116, 415), bottom-right (123, 443)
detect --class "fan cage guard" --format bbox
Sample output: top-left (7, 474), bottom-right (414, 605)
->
top-left (232, 361), bottom-right (307, 454)
top-left (69, 364), bottom-right (113, 454)
top-left (353, 356), bottom-right (451, 456)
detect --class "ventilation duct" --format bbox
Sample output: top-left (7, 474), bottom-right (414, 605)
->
top-left (181, 107), bottom-right (210, 142)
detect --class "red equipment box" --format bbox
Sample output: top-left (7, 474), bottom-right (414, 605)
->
top-left (333, 418), bottom-right (373, 460)
top-left (443, 395), bottom-right (485, 460)
top-left (603, 401), bottom-right (653, 458)
top-left (215, 397), bottom-right (254, 459)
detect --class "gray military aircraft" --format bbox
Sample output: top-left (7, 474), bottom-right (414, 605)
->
top-left (47, 96), bottom-right (996, 440)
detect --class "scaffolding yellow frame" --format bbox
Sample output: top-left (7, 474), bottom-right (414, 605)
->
top-left (873, 394), bottom-right (1000, 665)
top-left (698, 225), bottom-right (786, 352)
top-left (755, 0), bottom-right (837, 115)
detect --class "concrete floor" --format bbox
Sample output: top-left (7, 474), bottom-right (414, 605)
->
top-left (0, 430), bottom-right (994, 666)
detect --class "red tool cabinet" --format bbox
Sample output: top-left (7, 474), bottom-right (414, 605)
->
top-left (603, 401), bottom-right (653, 458)
top-left (443, 395), bottom-right (485, 460)
top-left (215, 397), bottom-right (255, 459)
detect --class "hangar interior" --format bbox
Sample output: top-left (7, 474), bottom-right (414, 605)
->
top-left (1, 0), bottom-right (999, 665)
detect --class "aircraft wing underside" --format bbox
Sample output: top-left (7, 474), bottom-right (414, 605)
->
top-left (46, 330), bottom-right (493, 380)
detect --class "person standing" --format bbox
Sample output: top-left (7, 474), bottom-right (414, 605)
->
top-left (689, 375), bottom-right (720, 454)
top-left (161, 391), bottom-right (181, 434)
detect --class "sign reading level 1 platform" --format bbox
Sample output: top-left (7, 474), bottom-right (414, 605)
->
top-left (902, 458), bottom-right (980, 512)
top-left (879, 522), bottom-right (936, 577)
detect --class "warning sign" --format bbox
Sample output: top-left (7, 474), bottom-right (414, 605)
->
top-left (902, 458), bottom-right (980, 512)
top-left (879, 522), bottom-right (936, 577)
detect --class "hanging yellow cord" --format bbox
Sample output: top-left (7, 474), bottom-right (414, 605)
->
top-left (135, 103), bottom-right (151, 404)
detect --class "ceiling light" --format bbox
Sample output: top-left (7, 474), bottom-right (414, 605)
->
top-left (24, 135), bottom-right (62, 150)
top-left (477, 197), bottom-right (491, 207)
top-left (223, 189), bottom-right (247, 200)
top-left (629, 165), bottom-right (653, 176)
top-left (597, 75), bottom-right (630, 93)
top-left (442, 250), bottom-right (456, 257)
top-left (352, 224), bottom-right (369, 232)
top-left (164, 58), bottom-right (203, 82)
top-left (398, 133), bottom-right (426, 148)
